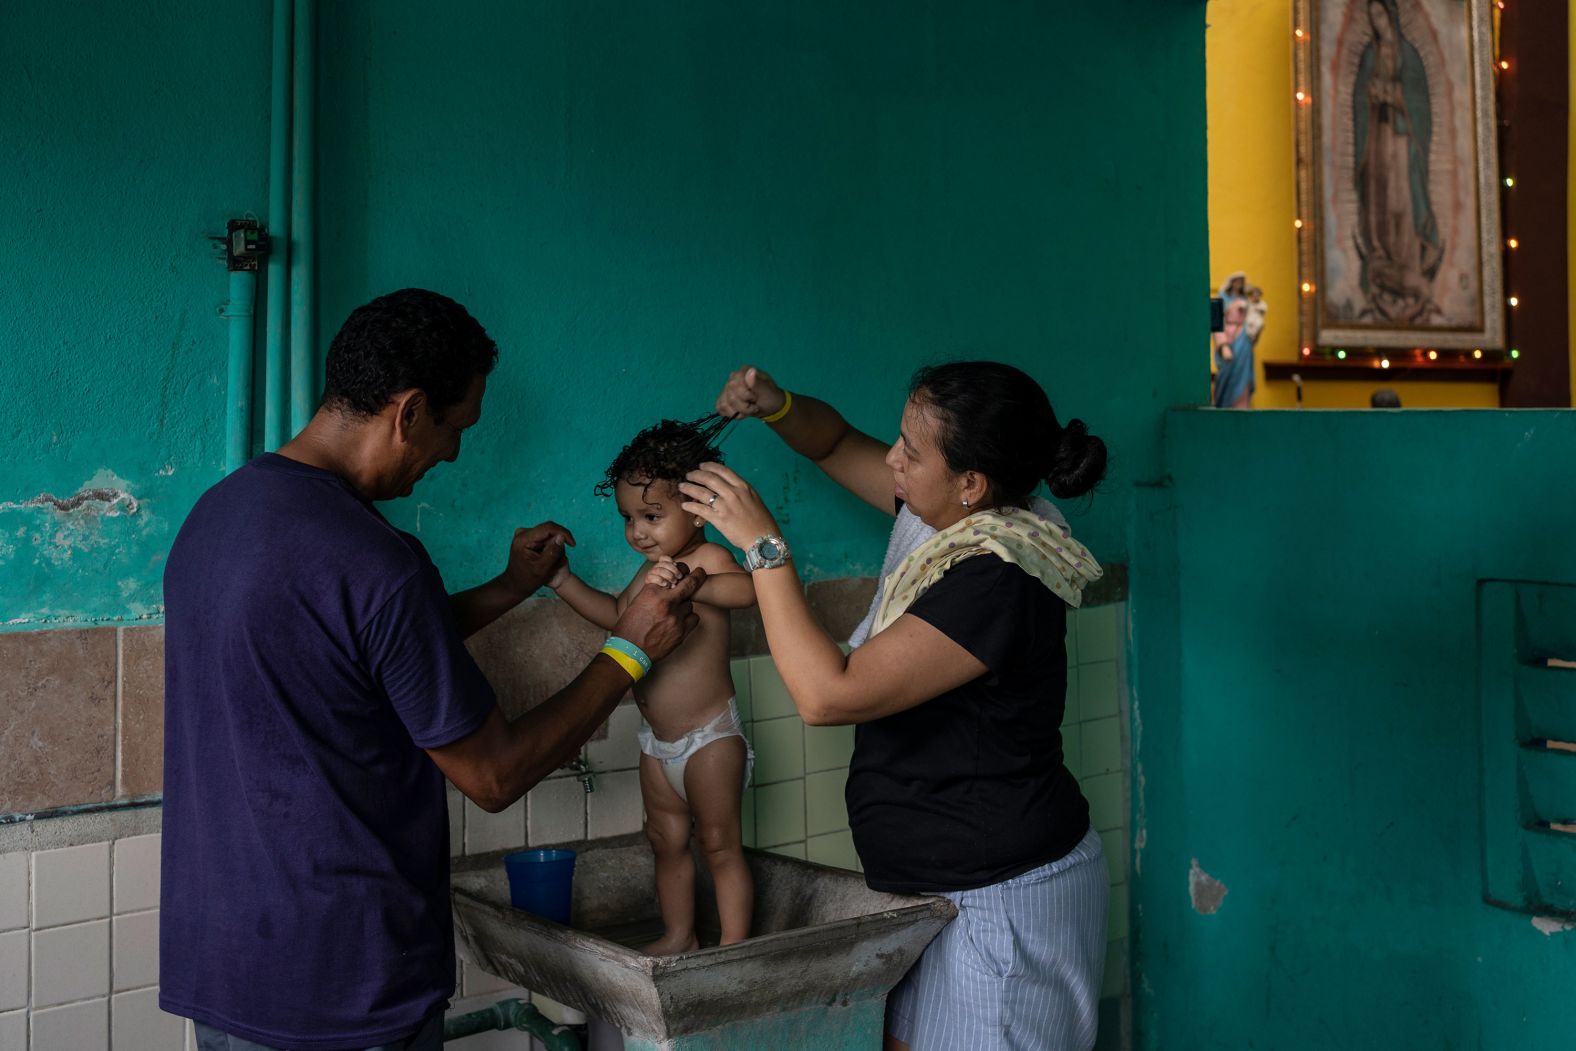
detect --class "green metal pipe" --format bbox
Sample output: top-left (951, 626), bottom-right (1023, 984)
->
top-left (223, 270), bottom-right (257, 472)
top-left (264, 0), bottom-right (291, 450)
top-left (443, 998), bottom-right (581, 1050)
top-left (288, 0), bottom-right (317, 434)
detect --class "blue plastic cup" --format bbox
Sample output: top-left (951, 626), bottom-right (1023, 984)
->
top-left (503, 849), bottom-right (576, 924)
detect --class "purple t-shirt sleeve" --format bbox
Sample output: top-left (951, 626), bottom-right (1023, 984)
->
top-left (361, 566), bottom-right (495, 749)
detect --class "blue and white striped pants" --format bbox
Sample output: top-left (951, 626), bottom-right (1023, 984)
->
top-left (886, 825), bottom-right (1108, 1050)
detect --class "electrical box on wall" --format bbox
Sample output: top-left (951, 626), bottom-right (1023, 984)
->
top-left (224, 217), bottom-right (268, 272)
top-left (1480, 580), bottom-right (1576, 916)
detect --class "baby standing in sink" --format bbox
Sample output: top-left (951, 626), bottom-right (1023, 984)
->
top-left (550, 419), bottom-right (756, 953)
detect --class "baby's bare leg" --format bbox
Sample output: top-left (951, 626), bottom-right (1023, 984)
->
top-left (639, 754), bottom-right (699, 955)
top-left (683, 736), bottom-right (753, 945)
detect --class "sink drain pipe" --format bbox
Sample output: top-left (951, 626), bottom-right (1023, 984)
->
top-left (443, 997), bottom-right (581, 1049)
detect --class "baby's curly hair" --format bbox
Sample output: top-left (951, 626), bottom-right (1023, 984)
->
top-left (596, 417), bottom-right (725, 499)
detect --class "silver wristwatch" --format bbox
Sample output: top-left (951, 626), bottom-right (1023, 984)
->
top-left (743, 535), bottom-right (791, 572)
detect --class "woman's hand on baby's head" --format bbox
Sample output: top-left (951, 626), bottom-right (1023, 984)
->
top-left (715, 365), bottom-right (786, 420)
top-left (645, 556), bottom-right (684, 589)
top-left (682, 463), bottom-right (780, 549)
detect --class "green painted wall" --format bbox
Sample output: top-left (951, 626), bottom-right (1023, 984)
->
top-left (316, 0), bottom-right (1207, 593)
top-left (0, 2), bottom-right (270, 627)
top-left (1133, 408), bottom-right (1576, 1050)
top-left (2, 1), bottom-right (1206, 623)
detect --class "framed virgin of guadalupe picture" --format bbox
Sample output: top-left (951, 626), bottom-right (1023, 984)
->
top-left (1296, 0), bottom-right (1504, 350)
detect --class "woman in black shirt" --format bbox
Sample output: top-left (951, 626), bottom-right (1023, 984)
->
top-left (684, 361), bottom-right (1110, 1051)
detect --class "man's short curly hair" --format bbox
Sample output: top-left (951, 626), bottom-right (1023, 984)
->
top-left (322, 288), bottom-right (499, 421)
top-left (596, 418), bottom-right (725, 500)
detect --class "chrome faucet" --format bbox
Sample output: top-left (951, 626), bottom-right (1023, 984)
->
top-left (558, 754), bottom-right (595, 793)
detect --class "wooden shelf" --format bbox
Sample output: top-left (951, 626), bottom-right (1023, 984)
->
top-left (1263, 359), bottom-right (1512, 383)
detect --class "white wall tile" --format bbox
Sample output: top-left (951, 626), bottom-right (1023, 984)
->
top-left (0, 929), bottom-right (27, 1013)
top-left (447, 785), bottom-right (465, 858)
top-left (0, 853), bottom-right (28, 932)
top-left (749, 656), bottom-right (798, 719)
top-left (32, 843), bottom-right (109, 929)
top-left (112, 835), bottom-right (160, 915)
top-left (586, 771), bottom-right (643, 838)
top-left (32, 920), bottom-right (109, 1008)
top-left (0, 1008), bottom-right (24, 1050)
top-left (527, 777), bottom-right (586, 847)
top-left (111, 910), bottom-right (159, 992)
top-left (112, 987), bottom-right (185, 1051)
top-left (30, 996), bottom-right (107, 1051)
top-left (585, 703), bottom-right (642, 771)
top-left (463, 798), bottom-right (526, 856)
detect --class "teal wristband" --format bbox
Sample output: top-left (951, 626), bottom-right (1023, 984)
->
top-left (603, 636), bottom-right (652, 676)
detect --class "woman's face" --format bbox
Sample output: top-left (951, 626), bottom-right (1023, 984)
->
top-left (1369, 2), bottom-right (1392, 40)
top-left (885, 398), bottom-right (970, 529)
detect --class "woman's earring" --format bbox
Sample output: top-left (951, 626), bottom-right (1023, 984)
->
top-left (961, 499), bottom-right (970, 509)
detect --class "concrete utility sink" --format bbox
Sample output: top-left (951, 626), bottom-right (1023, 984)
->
top-left (451, 834), bottom-right (955, 1050)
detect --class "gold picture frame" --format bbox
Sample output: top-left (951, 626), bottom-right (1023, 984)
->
top-left (1295, 0), bottom-right (1504, 350)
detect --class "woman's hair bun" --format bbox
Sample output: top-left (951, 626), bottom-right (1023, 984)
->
top-left (1045, 419), bottom-right (1106, 500)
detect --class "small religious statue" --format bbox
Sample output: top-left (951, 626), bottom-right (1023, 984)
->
top-left (1213, 272), bottom-right (1266, 409)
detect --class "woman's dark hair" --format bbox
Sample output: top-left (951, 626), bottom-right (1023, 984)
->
top-left (322, 288), bottom-right (499, 422)
top-left (596, 418), bottom-right (725, 499)
top-left (908, 361), bottom-right (1106, 506)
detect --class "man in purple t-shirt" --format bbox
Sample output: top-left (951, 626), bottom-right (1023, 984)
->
top-left (160, 289), bottom-right (704, 1051)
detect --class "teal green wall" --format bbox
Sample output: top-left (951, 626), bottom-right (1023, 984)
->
top-left (0, 3), bottom-right (270, 627)
top-left (316, 0), bottom-right (1207, 592)
top-left (2, 0), bottom-right (1206, 618)
top-left (3, 2), bottom-right (1204, 623)
top-left (1133, 409), bottom-right (1576, 1050)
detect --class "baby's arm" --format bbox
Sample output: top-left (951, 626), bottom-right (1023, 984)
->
top-left (686, 543), bottom-right (757, 609)
top-left (549, 563), bottom-right (621, 631)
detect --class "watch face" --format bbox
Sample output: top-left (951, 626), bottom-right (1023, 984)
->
top-left (759, 540), bottom-right (781, 560)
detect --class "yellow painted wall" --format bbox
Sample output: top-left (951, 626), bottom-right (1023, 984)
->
top-left (1205, 0), bottom-right (1501, 409)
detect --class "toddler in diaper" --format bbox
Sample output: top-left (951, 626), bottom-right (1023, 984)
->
top-left (549, 419), bottom-right (757, 954)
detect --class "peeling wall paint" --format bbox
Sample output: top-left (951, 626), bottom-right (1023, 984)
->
top-left (1532, 916), bottom-right (1576, 937)
top-left (0, 487), bottom-right (139, 515)
top-left (1187, 859), bottom-right (1227, 915)
top-left (0, 2), bottom-right (269, 629)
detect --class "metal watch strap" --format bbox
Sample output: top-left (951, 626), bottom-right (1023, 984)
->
top-left (745, 534), bottom-right (790, 571)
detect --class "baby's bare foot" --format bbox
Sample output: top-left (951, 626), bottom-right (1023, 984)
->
top-left (641, 933), bottom-right (700, 956)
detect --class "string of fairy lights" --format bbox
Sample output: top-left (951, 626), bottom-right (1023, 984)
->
top-left (1292, 0), bottom-right (1518, 370)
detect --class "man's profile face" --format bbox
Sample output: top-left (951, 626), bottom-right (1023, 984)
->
top-left (393, 374), bottom-right (487, 499)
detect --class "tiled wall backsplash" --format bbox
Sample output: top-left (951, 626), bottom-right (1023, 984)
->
top-left (0, 576), bottom-right (1129, 1050)
top-left (0, 834), bottom-right (191, 1050)
top-left (0, 627), bottom-right (164, 816)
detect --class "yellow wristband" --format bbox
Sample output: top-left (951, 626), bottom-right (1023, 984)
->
top-left (599, 645), bottom-right (646, 682)
top-left (760, 390), bottom-right (793, 424)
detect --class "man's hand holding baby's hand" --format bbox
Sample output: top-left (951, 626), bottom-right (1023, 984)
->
top-left (546, 559), bottom-right (571, 591)
top-left (616, 566), bottom-right (706, 662)
top-left (645, 556), bottom-right (685, 589)
top-left (505, 522), bottom-right (575, 598)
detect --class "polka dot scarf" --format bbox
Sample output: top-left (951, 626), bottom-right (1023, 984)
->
top-left (870, 505), bottom-right (1102, 638)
